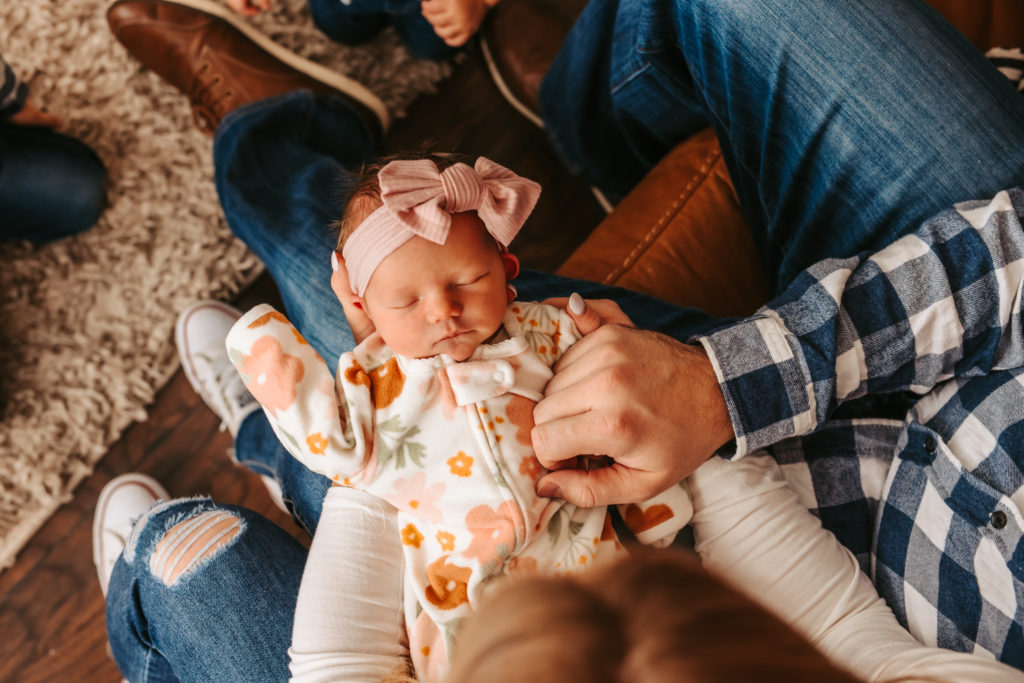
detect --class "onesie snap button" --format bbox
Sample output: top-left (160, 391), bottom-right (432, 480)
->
top-left (990, 510), bottom-right (1008, 530)
top-left (923, 436), bottom-right (937, 453)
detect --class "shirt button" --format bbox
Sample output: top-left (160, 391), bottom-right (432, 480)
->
top-left (990, 510), bottom-right (1008, 530)
top-left (923, 436), bottom-right (937, 453)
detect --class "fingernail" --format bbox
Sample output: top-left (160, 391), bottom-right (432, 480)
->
top-left (537, 481), bottom-right (562, 499)
top-left (331, 251), bottom-right (339, 272)
top-left (568, 293), bottom-right (584, 316)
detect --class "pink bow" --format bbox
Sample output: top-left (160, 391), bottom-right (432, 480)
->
top-left (342, 158), bottom-right (541, 296)
top-left (378, 158), bottom-right (540, 247)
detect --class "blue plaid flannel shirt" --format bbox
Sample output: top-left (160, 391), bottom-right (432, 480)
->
top-left (696, 189), bottom-right (1024, 669)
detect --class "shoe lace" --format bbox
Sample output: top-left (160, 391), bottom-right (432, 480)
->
top-left (197, 347), bottom-right (256, 432)
top-left (190, 60), bottom-right (236, 132)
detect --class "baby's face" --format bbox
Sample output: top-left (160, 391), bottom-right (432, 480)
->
top-left (360, 212), bottom-right (515, 361)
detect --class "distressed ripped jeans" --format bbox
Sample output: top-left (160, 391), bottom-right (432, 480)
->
top-left (105, 499), bottom-right (307, 682)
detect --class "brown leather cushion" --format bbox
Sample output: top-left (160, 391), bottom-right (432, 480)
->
top-left (557, 129), bottom-right (768, 317)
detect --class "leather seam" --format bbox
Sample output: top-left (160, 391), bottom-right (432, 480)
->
top-left (602, 145), bottom-right (723, 285)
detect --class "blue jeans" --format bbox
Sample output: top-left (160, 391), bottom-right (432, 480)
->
top-left (105, 1), bottom-right (1024, 678)
top-left (0, 123), bottom-right (106, 244)
top-left (541, 0), bottom-right (1024, 293)
top-left (309, 0), bottom-right (459, 61)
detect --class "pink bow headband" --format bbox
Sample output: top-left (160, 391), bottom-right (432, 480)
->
top-left (341, 157), bottom-right (541, 296)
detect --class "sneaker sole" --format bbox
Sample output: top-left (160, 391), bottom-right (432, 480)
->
top-left (92, 473), bottom-right (170, 591)
top-left (116, 0), bottom-right (391, 130)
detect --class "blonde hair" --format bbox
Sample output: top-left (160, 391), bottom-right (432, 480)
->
top-left (334, 151), bottom-right (471, 251)
top-left (444, 549), bottom-right (860, 683)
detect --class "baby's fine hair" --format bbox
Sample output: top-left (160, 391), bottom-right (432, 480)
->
top-left (443, 548), bottom-right (861, 683)
top-left (333, 151), bottom-right (473, 251)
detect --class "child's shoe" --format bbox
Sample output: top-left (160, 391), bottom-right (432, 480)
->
top-left (92, 473), bottom-right (170, 596)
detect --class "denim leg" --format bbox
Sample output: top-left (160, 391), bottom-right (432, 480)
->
top-left (213, 91), bottom-right (378, 513)
top-left (106, 499), bottom-right (306, 682)
top-left (234, 410), bottom-right (331, 534)
top-left (542, 0), bottom-right (1024, 292)
top-left (308, 0), bottom-right (390, 46)
top-left (0, 123), bottom-right (107, 244)
top-left (213, 90), bottom-right (377, 364)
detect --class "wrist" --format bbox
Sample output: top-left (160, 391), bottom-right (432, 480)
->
top-left (692, 344), bottom-right (735, 451)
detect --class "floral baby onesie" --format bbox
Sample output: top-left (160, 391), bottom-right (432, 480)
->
top-left (226, 301), bottom-right (692, 681)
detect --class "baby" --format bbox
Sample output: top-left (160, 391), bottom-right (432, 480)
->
top-left (225, 155), bottom-right (693, 681)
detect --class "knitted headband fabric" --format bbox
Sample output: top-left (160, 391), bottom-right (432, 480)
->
top-left (342, 157), bottom-right (542, 296)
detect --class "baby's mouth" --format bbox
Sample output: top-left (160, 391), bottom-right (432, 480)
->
top-left (439, 329), bottom-right (469, 342)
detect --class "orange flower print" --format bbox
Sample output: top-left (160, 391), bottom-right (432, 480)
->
top-left (306, 432), bottom-right (328, 455)
top-left (389, 472), bottom-right (445, 522)
top-left (424, 555), bottom-right (472, 610)
top-left (447, 451), bottom-right (473, 478)
top-left (344, 359), bottom-right (371, 389)
top-left (518, 455), bottom-right (543, 481)
top-left (247, 310), bottom-right (289, 328)
top-left (291, 328), bottom-right (310, 345)
top-left (369, 357), bottom-right (406, 409)
top-left (240, 336), bottom-right (304, 415)
top-left (401, 523), bottom-right (424, 549)
top-left (463, 501), bottom-right (523, 565)
top-left (436, 531), bottom-right (456, 552)
top-left (504, 396), bottom-right (536, 446)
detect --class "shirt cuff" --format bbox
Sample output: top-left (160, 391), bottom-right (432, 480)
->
top-left (695, 312), bottom-right (818, 457)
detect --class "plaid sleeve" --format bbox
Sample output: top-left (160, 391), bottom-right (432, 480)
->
top-left (0, 55), bottom-right (28, 118)
top-left (698, 189), bottom-right (1024, 456)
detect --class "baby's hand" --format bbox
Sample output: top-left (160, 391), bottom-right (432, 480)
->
top-left (421, 0), bottom-right (492, 47)
top-left (226, 0), bottom-right (270, 16)
top-left (332, 252), bottom-right (376, 344)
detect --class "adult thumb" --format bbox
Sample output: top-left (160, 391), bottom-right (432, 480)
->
top-left (536, 468), bottom-right (612, 508)
top-left (565, 292), bottom-right (605, 335)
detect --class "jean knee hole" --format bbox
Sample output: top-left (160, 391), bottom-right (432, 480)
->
top-left (149, 510), bottom-right (245, 586)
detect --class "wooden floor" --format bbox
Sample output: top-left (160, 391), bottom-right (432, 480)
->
top-left (0, 42), bottom-right (604, 682)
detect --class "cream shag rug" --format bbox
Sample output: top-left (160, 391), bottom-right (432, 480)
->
top-left (0, 0), bottom-right (451, 570)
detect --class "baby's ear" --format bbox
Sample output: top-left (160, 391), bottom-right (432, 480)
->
top-left (501, 252), bottom-right (520, 280)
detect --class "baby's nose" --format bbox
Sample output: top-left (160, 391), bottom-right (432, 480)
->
top-left (427, 291), bottom-right (462, 322)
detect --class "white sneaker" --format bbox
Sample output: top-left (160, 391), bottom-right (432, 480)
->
top-left (93, 473), bottom-right (170, 596)
top-left (176, 300), bottom-right (259, 437)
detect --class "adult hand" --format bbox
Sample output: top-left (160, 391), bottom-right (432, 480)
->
top-left (421, 0), bottom-right (488, 47)
top-left (226, 0), bottom-right (270, 16)
top-left (331, 251), bottom-right (375, 344)
top-left (8, 100), bottom-right (63, 129)
top-left (532, 298), bottom-right (735, 508)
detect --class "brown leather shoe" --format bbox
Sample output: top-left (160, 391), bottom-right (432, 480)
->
top-left (107, 0), bottom-right (389, 135)
top-left (480, 0), bottom-right (587, 128)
